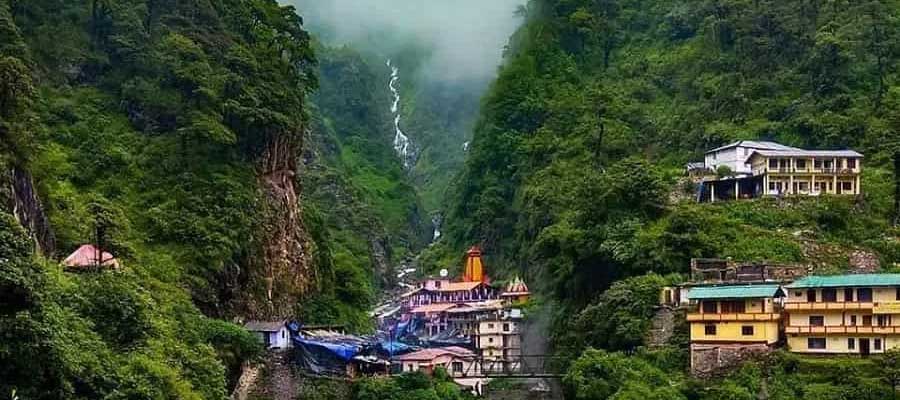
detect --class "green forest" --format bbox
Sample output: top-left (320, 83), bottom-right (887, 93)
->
top-left (3, 0), bottom-right (900, 399)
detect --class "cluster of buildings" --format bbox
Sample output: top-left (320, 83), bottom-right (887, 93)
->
top-left (243, 246), bottom-right (531, 394)
top-left (664, 259), bottom-right (900, 376)
top-left (689, 140), bottom-right (863, 202)
top-left (391, 247), bottom-right (530, 384)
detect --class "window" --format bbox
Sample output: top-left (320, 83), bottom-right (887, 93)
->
top-left (815, 159), bottom-right (823, 169)
top-left (807, 290), bottom-right (817, 303)
top-left (822, 289), bottom-right (837, 302)
top-left (808, 338), bottom-right (827, 349)
top-left (845, 288), bottom-right (854, 302)
top-left (796, 159), bottom-right (807, 169)
top-left (876, 339), bottom-right (883, 351)
top-left (435, 281), bottom-right (441, 288)
top-left (407, 364), bottom-right (415, 372)
top-left (850, 315), bottom-right (858, 326)
top-left (809, 316), bottom-right (825, 326)
top-left (842, 182), bottom-right (853, 191)
top-left (742, 326), bottom-right (754, 336)
top-left (895, 287), bottom-right (900, 301)
top-left (488, 323), bottom-right (494, 329)
top-left (878, 315), bottom-right (891, 327)
top-left (488, 338), bottom-right (494, 343)
top-left (769, 182), bottom-right (777, 191)
top-left (863, 315), bottom-right (873, 326)
top-left (848, 338), bottom-right (856, 350)
top-left (858, 288), bottom-right (873, 302)
top-left (503, 323), bottom-right (510, 332)
top-left (769, 159), bottom-right (778, 169)
top-left (848, 159), bottom-right (857, 169)
top-left (702, 301), bottom-right (718, 314)
top-left (705, 324), bottom-right (717, 336)
top-left (452, 362), bottom-right (463, 373)
top-left (721, 301), bottom-right (746, 313)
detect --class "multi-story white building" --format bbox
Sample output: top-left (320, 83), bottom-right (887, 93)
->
top-left (697, 140), bottom-right (863, 202)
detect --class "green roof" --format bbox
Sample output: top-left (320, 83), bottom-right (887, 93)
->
top-left (787, 274), bottom-right (900, 289)
top-left (688, 285), bottom-right (783, 300)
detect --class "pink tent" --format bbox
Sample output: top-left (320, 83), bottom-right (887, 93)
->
top-left (63, 244), bottom-right (120, 270)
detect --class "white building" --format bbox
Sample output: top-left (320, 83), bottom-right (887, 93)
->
top-left (244, 320), bottom-right (292, 350)
top-left (704, 141), bottom-right (801, 177)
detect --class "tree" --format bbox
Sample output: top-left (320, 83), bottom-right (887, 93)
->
top-left (880, 348), bottom-right (900, 399)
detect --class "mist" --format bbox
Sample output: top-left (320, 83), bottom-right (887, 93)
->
top-left (287, 0), bottom-right (525, 83)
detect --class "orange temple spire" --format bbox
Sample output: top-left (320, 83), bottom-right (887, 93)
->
top-left (463, 246), bottom-right (485, 283)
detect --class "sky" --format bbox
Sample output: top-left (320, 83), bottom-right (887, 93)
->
top-left (286, 0), bottom-right (525, 82)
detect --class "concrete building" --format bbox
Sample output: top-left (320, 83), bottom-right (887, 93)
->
top-left (696, 140), bottom-right (863, 202)
top-left (244, 321), bottom-right (292, 350)
top-left (784, 274), bottom-right (900, 355)
top-left (705, 141), bottom-right (801, 177)
top-left (394, 346), bottom-right (477, 376)
top-left (686, 285), bottom-right (784, 376)
top-left (474, 309), bottom-right (523, 374)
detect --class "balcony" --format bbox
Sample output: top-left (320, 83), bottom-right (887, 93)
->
top-left (686, 313), bottom-right (781, 322)
top-left (784, 302), bottom-right (875, 311)
top-left (758, 167), bottom-right (858, 175)
top-left (785, 325), bottom-right (900, 335)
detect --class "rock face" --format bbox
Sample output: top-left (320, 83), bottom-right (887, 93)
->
top-left (4, 166), bottom-right (55, 256)
top-left (235, 133), bottom-right (318, 319)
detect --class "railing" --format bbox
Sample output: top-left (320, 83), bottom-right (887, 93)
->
top-left (785, 325), bottom-right (900, 334)
top-left (758, 167), bottom-right (857, 175)
top-left (457, 355), bottom-right (566, 378)
top-left (784, 302), bottom-right (875, 311)
top-left (686, 312), bottom-right (781, 322)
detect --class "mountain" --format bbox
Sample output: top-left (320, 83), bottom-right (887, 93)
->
top-left (0, 0), bottom-right (323, 397)
top-left (443, 0), bottom-right (900, 336)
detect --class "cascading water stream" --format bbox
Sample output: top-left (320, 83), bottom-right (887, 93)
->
top-left (387, 59), bottom-right (413, 168)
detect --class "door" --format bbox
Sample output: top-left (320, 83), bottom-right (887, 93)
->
top-left (860, 339), bottom-right (871, 356)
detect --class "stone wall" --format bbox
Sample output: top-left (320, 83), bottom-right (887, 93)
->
top-left (690, 343), bottom-right (772, 378)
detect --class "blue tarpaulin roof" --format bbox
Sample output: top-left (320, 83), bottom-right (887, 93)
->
top-left (293, 337), bottom-right (361, 361)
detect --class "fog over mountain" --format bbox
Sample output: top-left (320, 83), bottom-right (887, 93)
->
top-left (287, 0), bottom-right (524, 82)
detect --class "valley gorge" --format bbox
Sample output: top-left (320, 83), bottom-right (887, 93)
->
top-left (3, 0), bottom-right (900, 399)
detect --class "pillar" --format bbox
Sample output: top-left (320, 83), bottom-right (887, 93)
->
top-left (763, 175), bottom-right (769, 196)
top-left (833, 175), bottom-right (838, 194)
top-left (789, 175), bottom-right (794, 194)
top-left (856, 175), bottom-right (861, 195)
top-left (735, 180), bottom-right (740, 200)
top-left (811, 175), bottom-right (816, 194)
top-left (710, 184), bottom-right (715, 203)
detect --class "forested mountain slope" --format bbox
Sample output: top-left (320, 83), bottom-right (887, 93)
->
top-left (0, 0), bottom-right (338, 397)
top-left (444, 0), bottom-right (900, 336)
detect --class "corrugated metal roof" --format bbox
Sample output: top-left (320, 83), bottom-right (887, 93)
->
top-left (244, 320), bottom-right (286, 332)
top-left (787, 274), bottom-right (900, 288)
top-left (749, 149), bottom-right (864, 158)
top-left (707, 140), bottom-right (801, 154)
top-left (688, 285), bottom-right (783, 299)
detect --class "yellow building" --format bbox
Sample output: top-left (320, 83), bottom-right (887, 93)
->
top-left (687, 285), bottom-right (783, 345)
top-left (784, 274), bottom-right (900, 355)
top-left (747, 149), bottom-right (863, 196)
top-left (686, 285), bottom-right (783, 375)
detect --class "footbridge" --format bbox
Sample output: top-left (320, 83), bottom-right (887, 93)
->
top-left (457, 355), bottom-right (566, 378)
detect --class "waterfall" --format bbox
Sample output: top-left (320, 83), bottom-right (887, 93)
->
top-left (387, 59), bottom-right (413, 168)
top-left (431, 214), bottom-right (442, 242)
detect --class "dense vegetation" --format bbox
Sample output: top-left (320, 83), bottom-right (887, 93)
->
top-left (0, 0), bottom-right (336, 397)
top-left (442, 0), bottom-right (900, 324)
